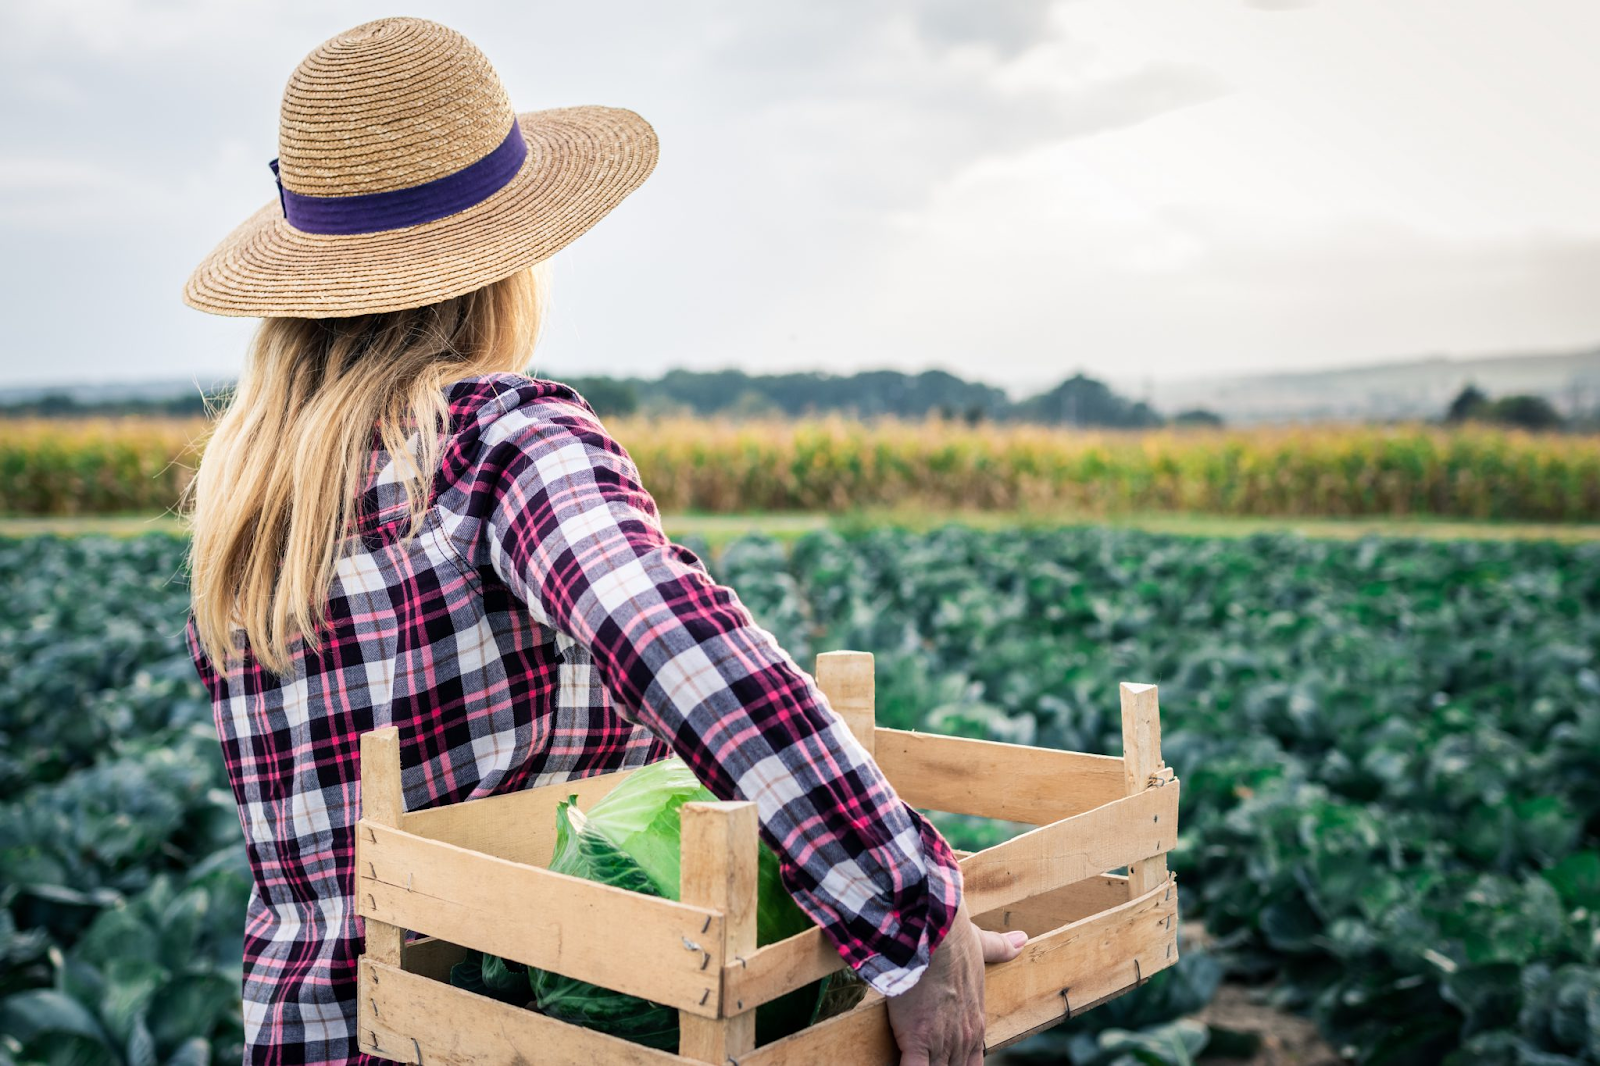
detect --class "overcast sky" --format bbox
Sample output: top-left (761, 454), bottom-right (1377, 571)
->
top-left (3, 0), bottom-right (1598, 394)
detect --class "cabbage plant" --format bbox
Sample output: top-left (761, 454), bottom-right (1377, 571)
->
top-left (454, 758), bottom-right (830, 1049)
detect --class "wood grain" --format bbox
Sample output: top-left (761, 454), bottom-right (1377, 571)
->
top-left (815, 651), bottom-right (876, 756)
top-left (873, 728), bottom-right (1127, 824)
top-left (357, 821), bottom-right (725, 1017)
top-left (1119, 682), bottom-right (1170, 898)
top-left (359, 958), bottom-right (696, 1065)
top-left (678, 802), bottom-right (760, 1061)
top-left (738, 877), bottom-right (1179, 1066)
top-left (959, 782), bottom-right (1179, 918)
top-left (401, 767), bottom-right (636, 865)
top-left (972, 872), bottom-right (1133, 938)
top-left (359, 729), bottom-right (405, 968)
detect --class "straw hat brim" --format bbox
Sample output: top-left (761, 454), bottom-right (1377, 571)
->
top-left (184, 105), bottom-right (658, 318)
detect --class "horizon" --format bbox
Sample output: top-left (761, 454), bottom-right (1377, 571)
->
top-left (1, 338), bottom-right (1597, 400)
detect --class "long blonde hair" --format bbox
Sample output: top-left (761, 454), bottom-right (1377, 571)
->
top-left (187, 265), bottom-right (548, 674)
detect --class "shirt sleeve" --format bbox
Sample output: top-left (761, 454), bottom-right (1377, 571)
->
top-left (455, 382), bottom-right (962, 996)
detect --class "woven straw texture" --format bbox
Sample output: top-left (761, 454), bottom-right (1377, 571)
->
top-left (185, 18), bottom-right (658, 318)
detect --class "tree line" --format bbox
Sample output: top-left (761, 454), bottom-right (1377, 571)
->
top-left (8, 371), bottom-right (1597, 431)
top-left (0, 369), bottom-right (1224, 428)
top-left (1442, 384), bottom-right (1576, 431)
top-left (562, 368), bottom-right (1206, 426)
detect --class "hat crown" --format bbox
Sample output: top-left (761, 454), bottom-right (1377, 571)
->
top-left (276, 18), bottom-right (516, 198)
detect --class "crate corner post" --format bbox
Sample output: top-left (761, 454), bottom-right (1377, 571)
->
top-left (1118, 683), bottom-right (1169, 898)
top-left (678, 799), bottom-right (759, 1062)
top-left (816, 649), bottom-right (876, 755)
top-left (357, 726), bottom-right (405, 1060)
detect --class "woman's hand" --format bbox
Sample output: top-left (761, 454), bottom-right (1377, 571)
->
top-left (886, 898), bottom-right (1028, 1065)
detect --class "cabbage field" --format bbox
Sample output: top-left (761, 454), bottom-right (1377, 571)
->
top-left (2, 528), bottom-right (1598, 1065)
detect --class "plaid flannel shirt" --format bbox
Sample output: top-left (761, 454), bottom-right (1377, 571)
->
top-left (187, 372), bottom-right (961, 1066)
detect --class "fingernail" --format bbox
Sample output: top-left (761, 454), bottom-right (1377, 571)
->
top-left (1008, 931), bottom-right (1027, 947)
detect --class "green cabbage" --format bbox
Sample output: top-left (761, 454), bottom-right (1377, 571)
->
top-left (452, 758), bottom-right (839, 1049)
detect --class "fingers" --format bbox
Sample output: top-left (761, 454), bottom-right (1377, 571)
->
top-left (976, 925), bottom-right (1028, 964)
top-left (903, 1034), bottom-right (983, 1066)
top-left (897, 1014), bottom-right (987, 1066)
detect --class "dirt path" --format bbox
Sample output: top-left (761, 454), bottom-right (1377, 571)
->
top-left (1193, 983), bottom-right (1343, 1065)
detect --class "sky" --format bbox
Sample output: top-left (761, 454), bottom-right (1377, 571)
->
top-left (2, 0), bottom-right (1598, 395)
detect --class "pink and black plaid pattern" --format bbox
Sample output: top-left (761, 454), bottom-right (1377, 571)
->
top-left (187, 372), bottom-right (961, 1066)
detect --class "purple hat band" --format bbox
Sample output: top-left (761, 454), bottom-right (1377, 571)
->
top-left (269, 120), bottom-right (528, 236)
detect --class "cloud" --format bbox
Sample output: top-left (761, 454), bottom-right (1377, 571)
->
top-left (853, 156), bottom-right (1600, 387)
top-left (0, 0), bottom-right (279, 59)
top-left (911, 0), bottom-right (1064, 58)
top-left (683, 1), bottom-right (1229, 220)
top-left (1, 0), bottom-right (1596, 389)
top-left (0, 157), bottom-right (121, 226)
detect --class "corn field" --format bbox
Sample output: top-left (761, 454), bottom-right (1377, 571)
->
top-left (3, 416), bottom-right (1600, 520)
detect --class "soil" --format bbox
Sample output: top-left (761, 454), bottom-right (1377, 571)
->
top-left (1186, 919), bottom-right (1343, 1066)
top-left (1193, 983), bottom-right (1344, 1065)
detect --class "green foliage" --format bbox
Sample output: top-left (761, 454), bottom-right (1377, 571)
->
top-left (606, 367), bottom-right (1015, 421)
top-left (715, 525), bottom-right (1600, 1063)
top-left (511, 758), bottom-right (824, 1049)
top-left (0, 535), bottom-right (244, 1066)
top-left (1446, 384), bottom-right (1567, 431)
top-left (6, 527), bottom-right (1600, 1063)
top-left (1447, 385), bottom-right (1492, 423)
top-left (1172, 409), bottom-right (1225, 428)
top-left (557, 376), bottom-right (638, 418)
top-left (1009, 373), bottom-right (1163, 428)
top-left (1489, 395), bottom-right (1566, 431)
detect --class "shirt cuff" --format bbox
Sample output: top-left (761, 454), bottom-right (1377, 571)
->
top-left (847, 808), bottom-right (965, 998)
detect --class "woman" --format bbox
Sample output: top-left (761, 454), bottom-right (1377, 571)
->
top-left (182, 17), bottom-right (1023, 1066)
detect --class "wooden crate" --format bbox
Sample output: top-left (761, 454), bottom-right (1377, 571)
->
top-left (355, 651), bottom-right (1180, 1065)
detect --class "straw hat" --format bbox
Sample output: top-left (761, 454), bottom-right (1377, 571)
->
top-left (184, 17), bottom-right (658, 318)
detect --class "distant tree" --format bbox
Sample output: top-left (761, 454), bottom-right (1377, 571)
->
top-left (729, 390), bottom-right (781, 418)
top-left (30, 393), bottom-right (81, 417)
top-left (1173, 408), bottom-right (1225, 428)
top-left (633, 368), bottom-right (1009, 420)
top-left (160, 390), bottom-right (218, 417)
top-left (562, 376), bottom-right (639, 418)
top-left (1012, 374), bottom-right (1164, 428)
top-left (1445, 384), bottom-right (1490, 423)
top-left (1488, 394), bottom-right (1564, 431)
top-left (0, 385), bottom-right (231, 419)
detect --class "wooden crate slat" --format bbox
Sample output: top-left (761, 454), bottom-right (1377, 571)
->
top-left (401, 767), bottom-right (636, 865)
top-left (873, 728), bottom-right (1127, 824)
top-left (722, 926), bottom-right (844, 1014)
top-left (734, 990), bottom-right (899, 1066)
top-left (724, 873), bottom-right (1157, 1013)
top-left (982, 875), bottom-right (1179, 1051)
top-left (738, 876), bottom-right (1178, 1066)
top-left (357, 821), bottom-right (725, 1017)
top-left (971, 872), bottom-right (1131, 939)
top-left (960, 780), bottom-right (1179, 918)
top-left (358, 958), bottom-right (696, 1065)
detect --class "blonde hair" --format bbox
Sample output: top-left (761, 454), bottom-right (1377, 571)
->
top-left (187, 264), bottom-right (548, 675)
